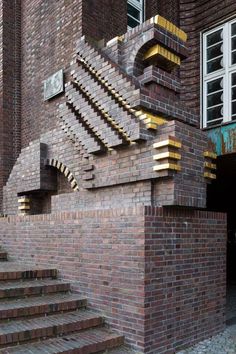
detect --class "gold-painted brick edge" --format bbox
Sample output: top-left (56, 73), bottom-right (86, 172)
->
top-left (203, 151), bottom-right (217, 180)
top-left (153, 139), bottom-right (182, 149)
top-left (153, 163), bottom-right (181, 172)
top-left (153, 152), bottom-right (181, 161)
top-left (151, 15), bottom-right (187, 42)
top-left (143, 44), bottom-right (181, 66)
top-left (204, 172), bottom-right (216, 180)
top-left (204, 162), bottom-right (217, 170)
top-left (153, 137), bottom-right (182, 173)
top-left (203, 151), bottom-right (217, 159)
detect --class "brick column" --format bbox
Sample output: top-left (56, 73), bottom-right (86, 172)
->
top-left (0, 0), bottom-right (21, 213)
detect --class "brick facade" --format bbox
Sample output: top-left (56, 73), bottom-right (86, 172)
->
top-left (0, 0), bottom-right (232, 353)
top-left (0, 207), bottom-right (226, 353)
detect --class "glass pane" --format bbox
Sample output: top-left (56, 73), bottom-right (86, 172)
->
top-left (232, 87), bottom-right (236, 100)
top-left (207, 118), bottom-right (223, 127)
top-left (207, 78), bottom-right (223, 94)
top-left (127, 15), bottom-right (139, 28)
top-left (232, 23), bottom-right (236, 36)
top-left (207, 105), bottom-right (223, 121)
top-left (232, 101), bottom-right (236, 115)
top-left (232, 37), bottom-right (236, 51)
top-left (232, 51), bottom-right (236, 65)
top-left (207, 29), bottom-right (223, 47)
top-left (127, 4), bottom-right (140, 20)
top-left (232, 73), bottom-right (236, 86)
top-left (207, 56), bottom-right (223, 73)
top-left (207, 43), bottom-right (223, 61)
top-left (207, 92), bottom-right (223, 107)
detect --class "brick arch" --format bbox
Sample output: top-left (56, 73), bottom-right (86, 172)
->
top-left (45, 159), bottom-right (79, 192)
top-left (124, 32), bottom-right (157, 77)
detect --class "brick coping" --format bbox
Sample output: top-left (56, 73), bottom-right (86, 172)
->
top-left (0, 206), bottom-right (226, 222)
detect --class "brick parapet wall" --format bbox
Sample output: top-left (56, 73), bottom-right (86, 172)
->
top-left (0, 206), bottom-right (226, 353)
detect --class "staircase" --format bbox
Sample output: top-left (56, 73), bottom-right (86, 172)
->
top-left (0, 248), bottom-right (133, 354)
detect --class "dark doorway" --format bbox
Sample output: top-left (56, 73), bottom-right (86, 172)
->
top-left (207, 153), bottom-right (236, 324)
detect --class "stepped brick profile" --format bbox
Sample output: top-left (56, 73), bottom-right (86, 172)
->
top-left (0, 246), bottom-right (128, 353)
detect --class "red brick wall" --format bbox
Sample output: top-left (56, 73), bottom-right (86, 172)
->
top-left (146, 0), bottom-right (179, 25)
top-left (0, 0), bottom-right (21, 213)
top-left (0, 206), bottom-right (226, 353)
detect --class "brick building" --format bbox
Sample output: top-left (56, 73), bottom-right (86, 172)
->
top-left (0, 0), bottom-right (234, 353)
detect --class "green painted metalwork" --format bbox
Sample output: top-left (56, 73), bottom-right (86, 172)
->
top-left (207, 123), bottom-right (236, 156)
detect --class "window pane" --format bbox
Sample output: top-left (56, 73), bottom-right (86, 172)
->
top-left (207, 43), bottom-right (223, 61)
top-left (232, 101), bottom-right (236, 115)
top-left (232, 73), bottom-right (236, 86)
top-left (207, 78), bottom-right (223, 94)
top-left (207, 92), bottom-right (223, 107)
top-left (127, 3), bottom-right (140, 20)
top-left (232, 87), bottom-right (236, 100)
top-left (207, 29), bottom-right (223, 47)
top-left (232, 51), bottom-right (236, 65)
top-left (232, 37), bottom-right (236, 51)
top-left (232, 23), bottom-right (236, 36)
top-left (127, 15), bottom-right (139, 28)
top-left (207, 105), bottom-right (223, 121)
top-left (207, 57), bottom-right (223, 73)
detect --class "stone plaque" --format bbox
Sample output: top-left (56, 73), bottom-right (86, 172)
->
top-left (44, 69), bottom-right (64, 100)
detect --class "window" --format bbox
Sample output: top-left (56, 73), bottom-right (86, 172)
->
top-left (127, 0), bottom-right (144, 29)
top-left (202, 19), bottom-right (236, 127)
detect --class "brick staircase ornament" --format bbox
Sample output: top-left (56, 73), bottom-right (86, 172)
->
top-left (0, 246), bottom-right (135, 353)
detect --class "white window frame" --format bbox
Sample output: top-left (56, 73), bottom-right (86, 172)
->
top-left (127, 0), bottom-right (144, 29)
top-left (202, 19), bottom-right (236, 128)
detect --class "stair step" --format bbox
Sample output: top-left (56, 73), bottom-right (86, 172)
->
top-left (0, 279), bottom-right (71, 299)
top-left (0, 253), bottom-right (7, 261)
top-left (3, 327), bottom-right (124, 353)
top-left (0, 310), bottom-right (103, 347)
top-left (0, 293), bottom-right (86, 320)
top-left (0, 263), bottom-right (57, 281)
top-left (103, 346), bottom-right (138, 353)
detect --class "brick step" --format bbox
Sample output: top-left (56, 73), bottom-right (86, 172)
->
top-left (3, 327), bottom-right (124, 353)
top-left (0, 262), bottom-right (57, 281)
top-left (0, 253), bottom-right (7, 261)
top-left (0, 309), bottom-right (103, 347)
top-left (0, 293), bottom-right (86, 320)
top-left (100, 346), bottom-right (137, 353)
top-left (0, 279), bottom-right (71, 299)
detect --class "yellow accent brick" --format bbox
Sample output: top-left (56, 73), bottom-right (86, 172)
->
top-left (153, 139), bottom-right (182, 149)
top-left (204, 162), bottom-right (217, 170)
top-left (18, 197), bottom-right (30, 203)
top-left (204, 172), bottom-right (217, 179)
top-left (153, 163), bottom-right (181, 172)
top-left (153, 152), bottom-right (181, 161)
top-left (203, 151), bottom-right (217, 159)
top-left (144, 44), bottom-right (181, 66)
top-left (151, 15), bottom-right (187, 42)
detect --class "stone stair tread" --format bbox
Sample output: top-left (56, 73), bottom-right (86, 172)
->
top-left (0, 293), bottom-right (85, 310)
top-left (0, 309), bottom-right (101, 334)
top-left (0, 279), bottom-right (69, 290)
top-left (1, 327), bottom-right (124, 353)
